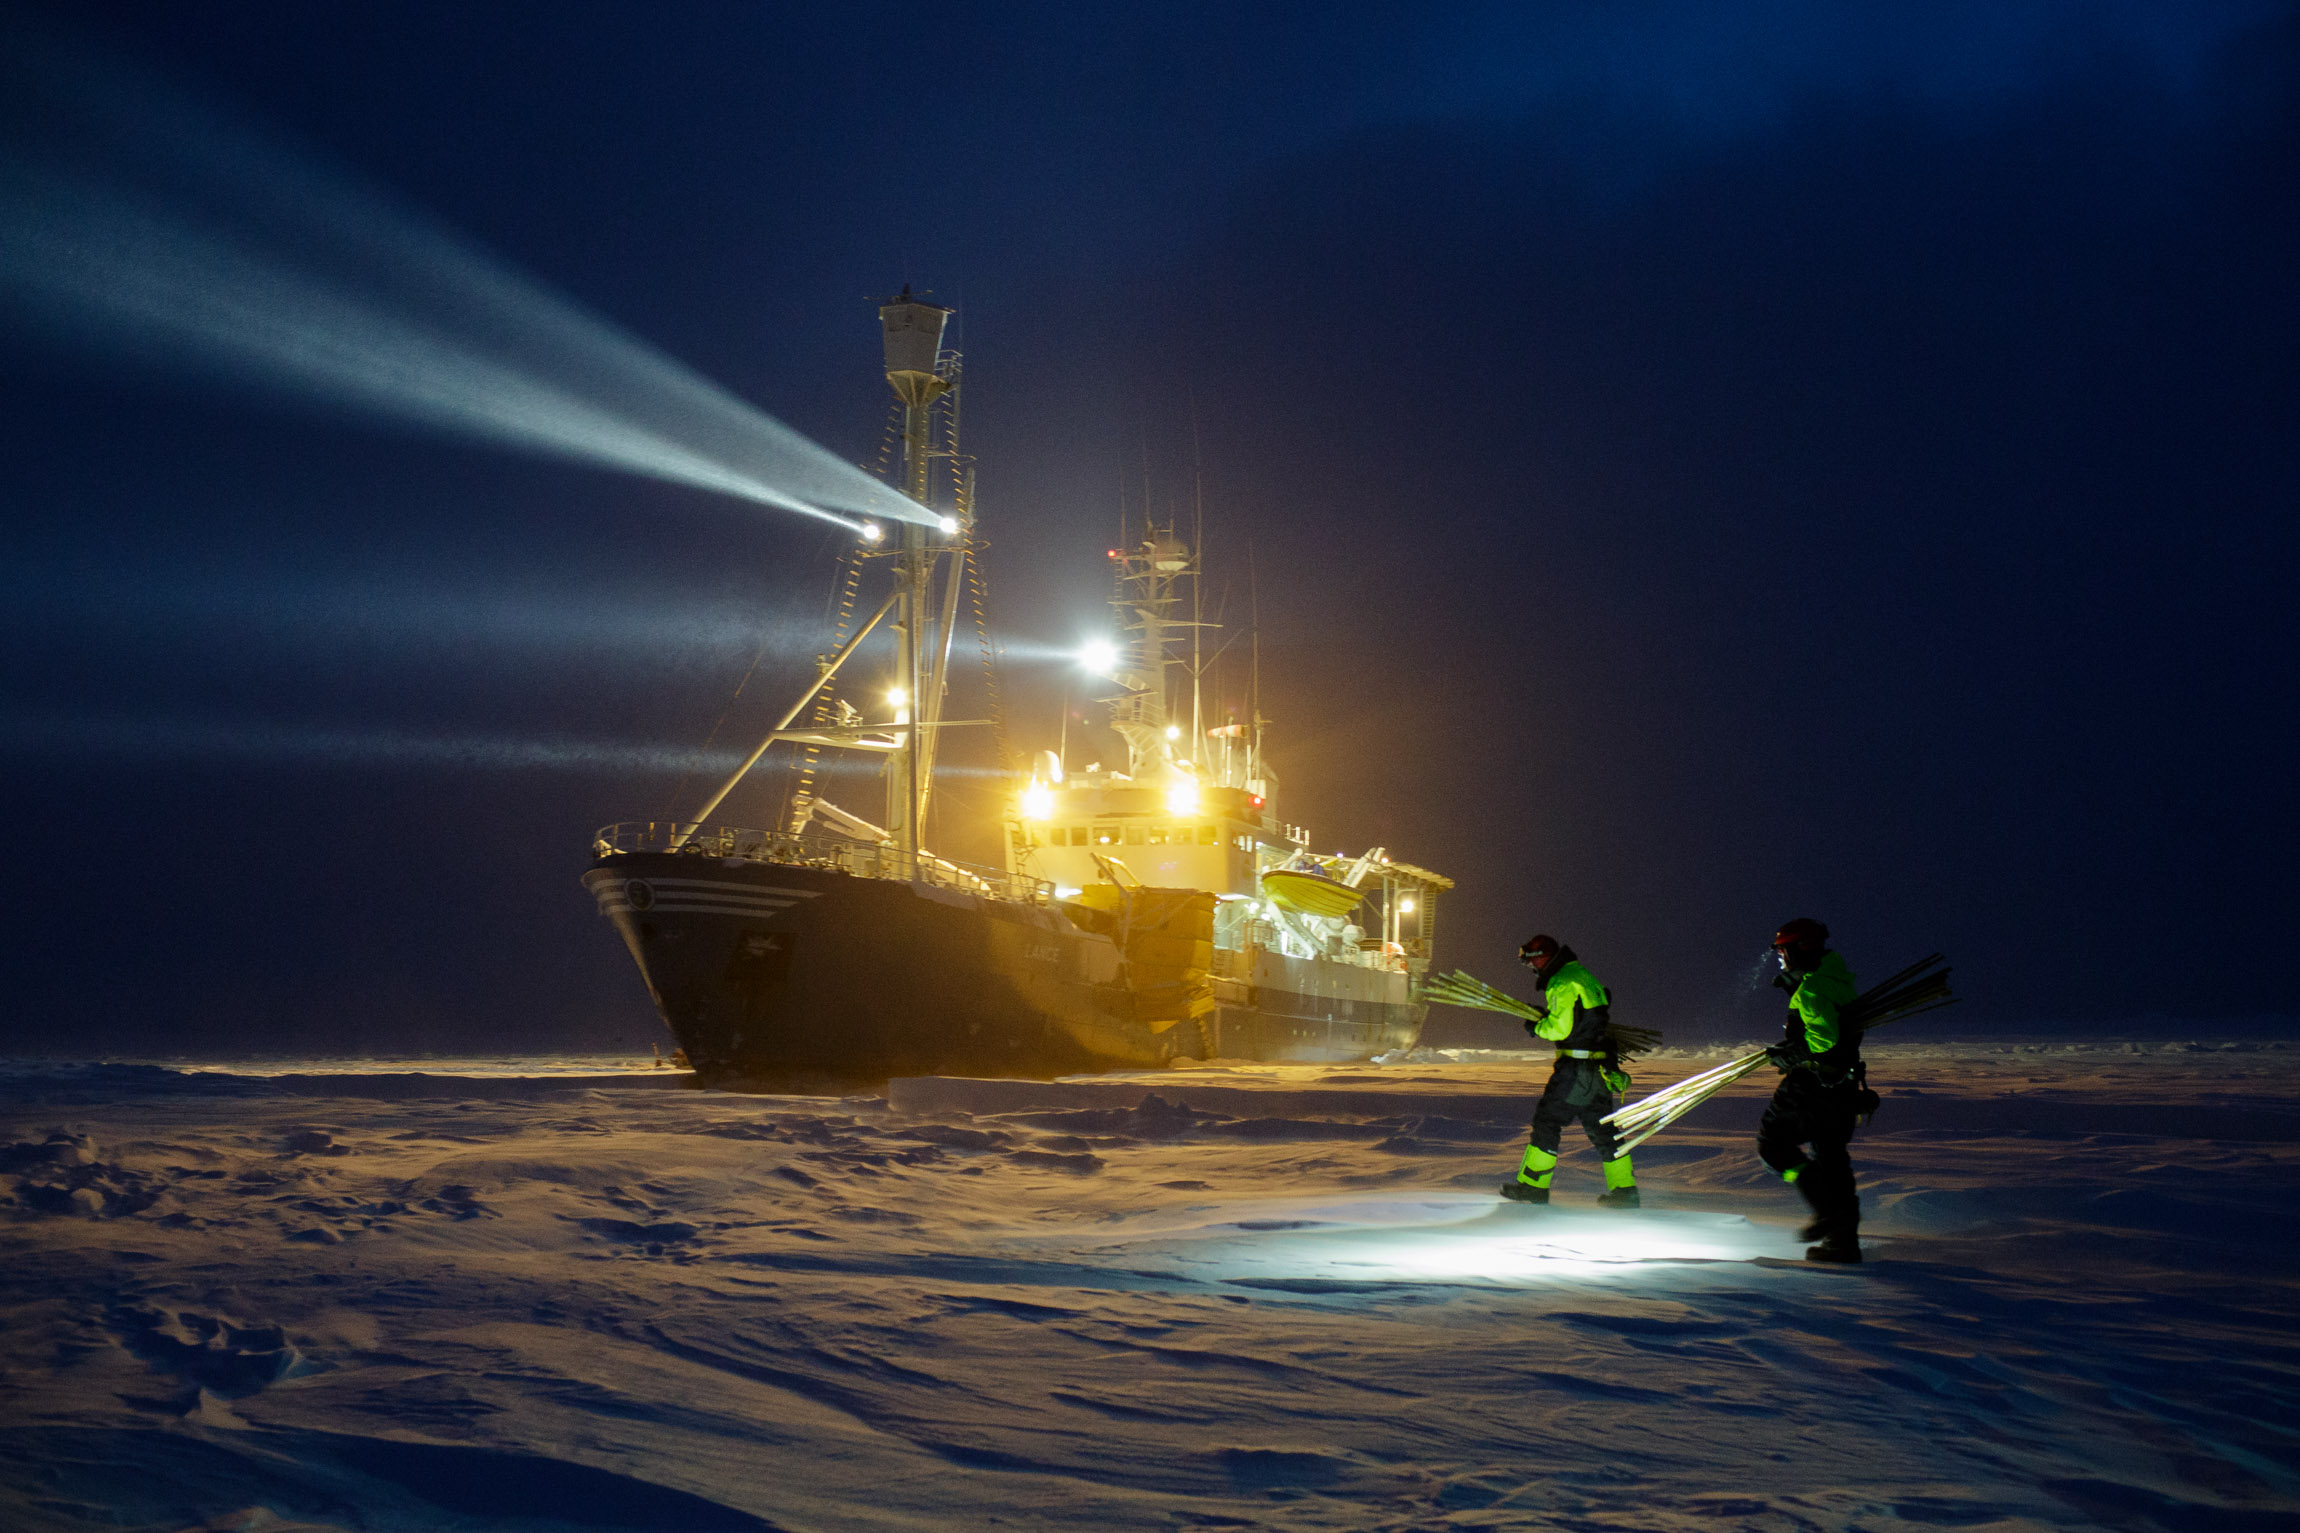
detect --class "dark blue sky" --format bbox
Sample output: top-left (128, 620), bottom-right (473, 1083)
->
top-left (2, 1), bottom-right (2294, 1054)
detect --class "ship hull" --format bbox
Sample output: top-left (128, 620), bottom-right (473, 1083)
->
top-left (582, 854), bottom-right (1423, 1084)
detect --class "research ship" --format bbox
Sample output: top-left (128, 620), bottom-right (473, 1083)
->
top-left (581, 292), bottom-right (1451, 1083)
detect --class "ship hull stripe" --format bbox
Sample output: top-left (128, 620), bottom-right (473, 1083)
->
top-left (621, 879), bottom-right (820, 899)
top-left (598, 899), bottom-right (801, 916)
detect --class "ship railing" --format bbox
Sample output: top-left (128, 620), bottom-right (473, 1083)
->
top-left (591, 821), bottom-right (1055, 906)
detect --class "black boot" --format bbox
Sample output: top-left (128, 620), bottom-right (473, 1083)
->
top-left (1806, 1232), bottom-right (1862, 1263)
top-left (1794, 1161), bottom-right (1858, 1247)
top-left (1499, 1181), bottom-right (1550, 1205)
top-left (1595, 1186), bottom-right (1641, 1208)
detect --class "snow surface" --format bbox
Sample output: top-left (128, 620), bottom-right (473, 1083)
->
top-left (3, 1042), bottom-right (2297, 1532)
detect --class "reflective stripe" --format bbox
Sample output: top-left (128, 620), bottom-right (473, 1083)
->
top-left (1558, 1048), bottom-right (1603, 1058)
top-left (1518, 1143), bottom-right (1557, 1189)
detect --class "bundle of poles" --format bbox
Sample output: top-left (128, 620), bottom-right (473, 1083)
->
top-left (1600, 953), bottom-right (1959, 1155)
top-left (1416, 970), bottom-right (1664, 1060)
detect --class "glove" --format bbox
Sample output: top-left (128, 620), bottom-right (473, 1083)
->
top-left (1523, 1017), bottom-right (1544, 1040)
top-left (1763, 1042), bottom-right (1803, 1070)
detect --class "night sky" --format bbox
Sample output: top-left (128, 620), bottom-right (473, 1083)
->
top-left (2, 1), bottom-right (2294, 1057)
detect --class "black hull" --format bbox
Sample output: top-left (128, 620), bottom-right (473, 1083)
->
top-left (582, 854), bottom-right (1424, 1084)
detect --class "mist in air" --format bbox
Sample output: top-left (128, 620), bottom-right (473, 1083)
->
top-left (0, 13), bottom-right (926, 535)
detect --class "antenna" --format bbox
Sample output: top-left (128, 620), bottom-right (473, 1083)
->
top-left (1248, 538), bottom-right (1262, 782)
top-left (1139, 422), bottom-right (1153, 559)
top-left (1189, 392), bottom-right (1205, 749)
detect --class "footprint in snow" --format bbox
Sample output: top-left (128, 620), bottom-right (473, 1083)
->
top-left (1219, 1447), bottom-right (1347, 1489)
top-left (110, 1305), bottom-right (323, 1397)
top-left (412, 1184), bottom-right (495, 1220)
top-left (575, 1217), bottom-right (702, 1250)
top-left (6, 1132), bottom-right (166, 1217)
top-left (1004, 1149), bottom-right (1104, 1175)
top-left (280, 1127), bottom-right (346, 1155)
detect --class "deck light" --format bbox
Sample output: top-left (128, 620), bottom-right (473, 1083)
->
top-left (859, 522), bottom-right (885, 544)
top-left (937, 514), bottom-right (960, 535)
top-left (1165, 779), bottom-right (1200, 816)
top-left (1020, 781), bottom-right (1055, 821)
top-left (1079, 639), bottom-right (1119, 676)
top-left (1401, 897), bottom-right (1417, 913)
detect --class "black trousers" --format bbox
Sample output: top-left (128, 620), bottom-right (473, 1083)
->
top-left (1530, 1059), bottom-right (1622, 1158)
top-left (1757, 1069), bottom-right (1862, 1237)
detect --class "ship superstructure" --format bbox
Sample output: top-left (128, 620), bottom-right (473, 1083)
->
top-left (1009, 528), bottom-right (1450, 1057)
top-left (581, 292), bottom-right (1450, 1083)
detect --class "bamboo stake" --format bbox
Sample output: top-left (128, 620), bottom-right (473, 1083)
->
top-left (1418, 970), bottom-right (1662, 1057)
top-left (1599, 957), bottom-right (1958, 1151)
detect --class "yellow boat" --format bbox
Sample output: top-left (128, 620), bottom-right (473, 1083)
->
top-left (1260, 868), bottom-right (1370, 921)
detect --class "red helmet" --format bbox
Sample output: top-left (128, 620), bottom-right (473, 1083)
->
top-left (1519, 934), bottom-right (1560, 967)
top-left (1772, 918), bottom-right (1829, 951)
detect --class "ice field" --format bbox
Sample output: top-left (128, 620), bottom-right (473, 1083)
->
top-left (3, 1041), bottom-right (2296, 1532)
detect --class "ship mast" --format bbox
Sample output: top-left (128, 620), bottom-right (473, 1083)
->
top-left (878, 290), bottom-right (954, 864)
top-left (1107, 531), bottom-right (1186, 779)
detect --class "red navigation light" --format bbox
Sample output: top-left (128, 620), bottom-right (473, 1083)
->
top-left (1106, 548), bottom-right (1121, 559)
top-left (1249, 794), bottom-right (1265, 808)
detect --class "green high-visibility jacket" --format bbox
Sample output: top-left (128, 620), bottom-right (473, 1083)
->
top-left (1788, 951), bottom-right (1858, 1054)
top-left (1533, 961), bottom-right (1610, 1044)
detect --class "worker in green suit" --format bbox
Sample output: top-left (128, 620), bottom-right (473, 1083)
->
top-left (1759, 917), bottom-right (1875, 1263)
top-left (1501, 934), bottom-right (1639, 1207)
